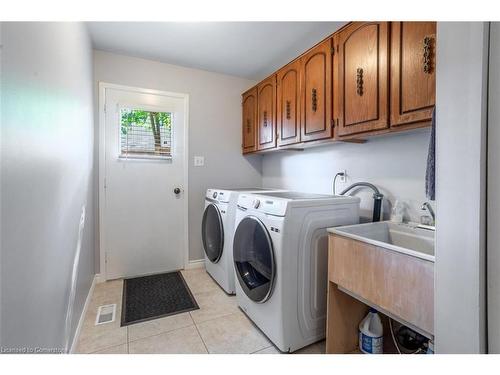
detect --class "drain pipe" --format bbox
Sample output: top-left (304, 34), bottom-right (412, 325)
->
top-left (339, 182), bottom-right (384, 222)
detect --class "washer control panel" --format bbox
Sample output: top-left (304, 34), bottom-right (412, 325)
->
top-left (206, 189), bottom-right (231, 203)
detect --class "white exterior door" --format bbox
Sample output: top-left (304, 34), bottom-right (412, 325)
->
top-left (102, 86), bottom-right (187, 280)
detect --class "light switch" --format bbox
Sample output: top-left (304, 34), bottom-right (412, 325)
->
top-left (194, 156), bottom-right (205, 167)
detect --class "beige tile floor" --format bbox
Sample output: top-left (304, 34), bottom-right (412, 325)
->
top-left (75, 268), bottom-right (325, 354)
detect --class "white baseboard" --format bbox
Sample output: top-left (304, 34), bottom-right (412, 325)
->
top-left (69, 274), bottom-right (98, 353)
top-left (94, 273), bottom-right (105, 284)
top-left (185, 259), bottom-right (205, 270)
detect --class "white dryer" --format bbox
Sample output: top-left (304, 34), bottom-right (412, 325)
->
top-left (201, 188), bottom-right (284, 294)
top-left (232, 191), bottom-right (360, 352)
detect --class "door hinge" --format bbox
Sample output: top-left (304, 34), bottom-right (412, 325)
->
top-left (331, 119), bottom-right (334, 128)
top-left (104, 177), bottom-right (107, 189)
top-left (331, 47), bottom-right (335, 55)
top-left (104, 104), bottom-right (106, 113)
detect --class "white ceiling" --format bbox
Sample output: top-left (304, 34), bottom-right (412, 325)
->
top-left (87, 22), bottom-right (345, 80)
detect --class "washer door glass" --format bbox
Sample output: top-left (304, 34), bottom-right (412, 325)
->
top-left (202, 203), bottom-right (224, 263)
top-left (233, 216), bottom-right (275, 303)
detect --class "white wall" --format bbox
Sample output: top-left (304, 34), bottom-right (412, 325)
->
top-left (262, 130), bottom-right (432, 223)
top-left (93, 51), bottom-right (262, 264)
top-left (0, 21), bottom-right (3, 346)
top-left (0, 23), bottom-right (95, 352)
top-left (488, 22), bottom-right (500, 354)
top-left (435, 22), bottom-right (488, 354)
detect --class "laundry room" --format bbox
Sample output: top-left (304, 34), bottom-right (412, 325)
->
top-left (0, 1), bottom-right (497, 373)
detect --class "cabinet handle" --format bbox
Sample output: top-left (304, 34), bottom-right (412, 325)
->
top-left (286, 100), bottom-right (291, 119)
top-left (356, 68), bottom-right (364, 96)
top-left (246, 119), bottom-right (251, 133)
top-left (263, 111), bottom-right (268, 127)
top-left (423, 36), bottom-right (433, 74)
top-left (311, 89), bottom-right (317, 112)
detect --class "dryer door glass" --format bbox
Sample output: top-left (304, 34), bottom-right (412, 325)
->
top-left (233, 216), bottom-right (275, 302)
top-left (202, 203), bottom-right (224, 263)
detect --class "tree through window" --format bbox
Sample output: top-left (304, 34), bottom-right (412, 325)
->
top-left (120, 108), bottom-right (172, 158)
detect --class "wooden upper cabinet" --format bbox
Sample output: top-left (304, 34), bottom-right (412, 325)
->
top-left (277, 59), bottom-right (301, 146)
top-left (241, 21), bottom-right (436, 154)
top-left (257, 75), bottom-right (277, 150)
top-left (336, 22), bottom-right (389, 137)
top-left (391, 22), bottom-right (436, 127)
top-left (242, 87), bottom-right (257, 154)
top-left (301, 38), bottom-right (333, 142)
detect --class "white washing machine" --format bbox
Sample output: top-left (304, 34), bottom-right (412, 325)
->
top-left (232, 191), bottom-right (360, 352)
top-left (201, 188), bottom-right (285, 294)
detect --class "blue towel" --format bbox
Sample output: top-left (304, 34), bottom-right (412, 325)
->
top-left (425, 107), bottom-right (436, 200)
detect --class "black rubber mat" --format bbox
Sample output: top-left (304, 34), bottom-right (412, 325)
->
top-left (121, 271), bottom-right (199, 326)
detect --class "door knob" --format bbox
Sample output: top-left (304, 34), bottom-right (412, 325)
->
top-left (174, 187), bottom-right (181, 195)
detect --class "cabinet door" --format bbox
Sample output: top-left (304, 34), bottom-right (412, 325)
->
top-left (391, 22), bottom-right (436, 127)
top-left (301, 39), bottom-right (333, 142)
top-left (257, 75), bottom-right (277, 150)
top-left (336, 22), bottom-right (389, 137)
top-left (277, 60), bottom-right (301, 146)
top-left (242, 87), bottom-right (257, 154)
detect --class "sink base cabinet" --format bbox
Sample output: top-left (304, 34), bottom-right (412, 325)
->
top-left (326, 283), bottom-right (369, 353)
top-left (326, 234), bottom-right (434, 354)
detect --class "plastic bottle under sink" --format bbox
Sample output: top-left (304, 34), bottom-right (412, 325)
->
top-left (359, 308), bottom-right (384, 354)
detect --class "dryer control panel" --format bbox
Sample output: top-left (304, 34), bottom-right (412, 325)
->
top-left (237, 194), bottom-right (288, 217)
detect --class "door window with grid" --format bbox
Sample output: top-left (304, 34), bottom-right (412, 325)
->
top-left (120, 108), bottom-right (172, 159)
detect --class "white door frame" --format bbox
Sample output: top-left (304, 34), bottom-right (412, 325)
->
top-left (98, 82), bottom-right (190, 280)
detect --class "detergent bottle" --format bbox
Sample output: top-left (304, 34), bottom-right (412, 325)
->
top-left (359, 308), bottom-right (384, 354)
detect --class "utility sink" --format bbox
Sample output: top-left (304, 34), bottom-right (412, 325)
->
top-left (328, 221), bottom-right (435, 262)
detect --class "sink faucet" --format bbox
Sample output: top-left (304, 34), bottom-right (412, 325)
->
top-left (339, 182), bottom-right (384, 222)
top-left (421, 202), bottom-right (435, 224)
